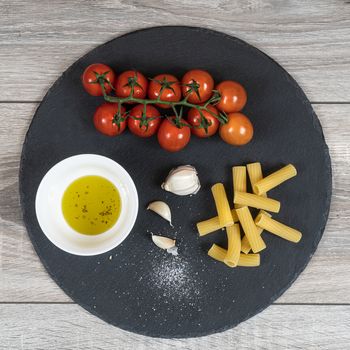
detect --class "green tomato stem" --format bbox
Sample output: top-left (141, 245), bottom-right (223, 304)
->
top-left (100, 80), bottom-right (224, 131)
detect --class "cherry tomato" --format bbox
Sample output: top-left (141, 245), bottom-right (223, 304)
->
top-left (215, 80), bottom-right (247, 113)
top-left (219, 112), bottom-right (253, 146)
top-left (115, 70), bottom-right (148, 100)
top-left (181, 69), bottom-right (214, 104)
top-left (82, 63), bottom-right (115, 96)
top-left (128, 104), bottom-right (161, 138)
top-left (187, 104), bottom-right (219, 137)
top-left (157, 118), bottom-right (191, 152)
top-left (148, 74), bottom-right (181, 109)
top-left (93, 103), bottom-right (126, 137)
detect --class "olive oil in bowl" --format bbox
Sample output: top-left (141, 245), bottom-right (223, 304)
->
top-left (62, 175), bottom-right (121, 235)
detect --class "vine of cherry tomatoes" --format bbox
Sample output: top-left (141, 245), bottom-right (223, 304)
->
top-left (82, 63), bottom-right (253, 152)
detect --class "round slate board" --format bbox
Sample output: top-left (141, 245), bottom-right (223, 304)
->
top-left (19, 26), bottom-right (331, 338)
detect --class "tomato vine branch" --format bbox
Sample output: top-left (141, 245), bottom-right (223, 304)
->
top-left (99, 80), bottom-right (227, 131)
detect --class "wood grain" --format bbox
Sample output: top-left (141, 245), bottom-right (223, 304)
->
top-left (0, 0), bottom-right (350, 101)
top-left (0, 103), bottom-right (349, 303)
top-left (1, 0), bottom-right (350, 346)
top-left (0, 304), bottom-right (349, 349)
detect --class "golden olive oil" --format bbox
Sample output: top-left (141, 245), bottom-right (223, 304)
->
top-left (62, 175), bottom-right (121, 235)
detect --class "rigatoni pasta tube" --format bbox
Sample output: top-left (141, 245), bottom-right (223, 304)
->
top-left (224, 224), bottom-right (241, 267)
top-left (240, 235), bottom-right (251, 254)
top-left (233, 166), bottom-right (247, 208)
top-left (208, 244), bottom-right (227, 263)
top-left (253, 164), bottom-right (297, 195)
top-left (211, 183), bottom-right (234, 227)
top-left (255, 212), bottom-right (302, 243)
top-left (197, 209), bottom-right (239, 236)
top-left (247, 162), bottom-right (267, 197)
top-left (238, 252), bottom-right (260, 267)
top-left (241, 211), bottom-right (272, 254)
top-left (208, 244), bottom-right (260, 267)
top-left (234, 191), bottom-right (280, 213)
top-left (236, 206), bottom-right (266, 253)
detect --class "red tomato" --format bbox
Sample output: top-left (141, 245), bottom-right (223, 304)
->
top-left (93, 103), bottom-right (126, 137)
top-left (187, 104), bottom-right (219, 137)
top-left (82, 63), bottom-right (115, 96)
top-left (215, 80), bottom-right (247, 113)
top-left (181, 69), bottom-right (214, 104)
top-left (219, 112), bottom-right (253, 146)
top-left (128, 104), bottom-right (161, 137)
top-left (115, 70), bottom-right (148, 100)
top-left (157, 118), bottom-right (191, 152)
top-left (148, 74), bottom-right (181, 109)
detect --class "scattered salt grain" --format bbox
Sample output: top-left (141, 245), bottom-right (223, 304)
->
top-left (148, 255), bottom-right (201, 301)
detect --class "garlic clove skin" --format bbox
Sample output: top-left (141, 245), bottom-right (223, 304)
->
top-left (161, 165), bottom-right (201, 196)
top-left (147, 201), bottom-right (173, 226)
top-left (167, 246), bottom-right (178, 256)
top-left (151, 234), bottom-right (176, 250)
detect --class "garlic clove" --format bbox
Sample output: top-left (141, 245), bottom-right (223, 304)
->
top-left (167, 246), bottom-right (178, 256)
top-left (161, 165), bottom-right (201, 196)
top-left (151, 234), bottom-right (176, 250)
top-left (147, 201), bottom-right (173, 226)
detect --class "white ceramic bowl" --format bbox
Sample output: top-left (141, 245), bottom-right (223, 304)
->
top-left (35, 154), bottom-right (138, 256)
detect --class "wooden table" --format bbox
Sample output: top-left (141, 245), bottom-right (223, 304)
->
top-left (1, 1), bottom-right (349, 348)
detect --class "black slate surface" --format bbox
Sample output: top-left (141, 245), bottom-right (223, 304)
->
top-left (19, 26), bottom-right (331, 338)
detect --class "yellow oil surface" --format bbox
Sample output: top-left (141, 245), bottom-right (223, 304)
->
top-left (62, 175), bottom-right (121, 235)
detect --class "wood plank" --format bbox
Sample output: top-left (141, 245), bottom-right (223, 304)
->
top-left (0, 103), bottom-right (349, 303)
top-left (0, 0), bottom-right (350, 101)
top-left (0, 304), bottom-right (349, 349)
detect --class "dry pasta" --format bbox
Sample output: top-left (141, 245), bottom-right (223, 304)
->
top-left (236, 206), bottom-right (266, 253)
top-left (201, 162), bottom-right (300, 269)
top-left (238, 252), bottom-right (260, 267)
top-left (197, 209), bottom-right (239, 236)
top-left (224, 224), bottom-right (241, 267)
top-left (211, 183), bottom-right (234, 227)
top-left (208, 244), bottom-right (228, 263)
top-left (253, 164), bottom-right (297, 195)
top-left (234, 191), bottom-right (280, 213)
top-left (247, 162), bottom-right (267, 197)
top-left (233, 166), bottom-right (247, 208)
top-left (241, 210), bottom-right (272, 254)
top-left (255, 212), bottom-right (302, 243)
top-left (240, 235), bottom-right (252, 254)
top-left (208, 244), bottom-right (260, 267)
